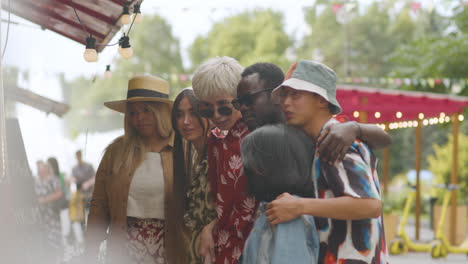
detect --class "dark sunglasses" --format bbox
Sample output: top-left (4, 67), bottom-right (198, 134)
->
top-left (231, 88), bottom-right (273, 110)
top-left (197, 105), bottom-right (233, 119)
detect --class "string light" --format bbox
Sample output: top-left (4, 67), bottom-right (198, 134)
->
top-left (445, 116), bottom-right (450, 123)
top-left (396, 111), bottom-right (403, 119)
top-left (118, 35), bottom-right (133, 59)
top-left (104, 65), bottom-right (112, 79)
top-left (423, 119), bottom-right (429, 126)
top-left (418, 113), bottom-right (424, 120)
top-left (121, 4), bottom-right (132, 25)
top-left (459, 115), bottom-right (465, 122)
top-left (374, 112), bottom-right (381, 118)
top-left (133, 2), bottom-right (143, 24)
top-left (353, 111), bottom-right (359, 118)
top-left (83, 36), bottom-right (98, 62)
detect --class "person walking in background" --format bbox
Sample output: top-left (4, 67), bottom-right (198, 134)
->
top-left (47, 157), bottom-right (73, 252)
top-left (85, 75), bottom-right (180, 264)
top-left (171, 88), bottom-right (216, 263)
top-left (34, 160), bottom-right (65, 264)
top-left (71, 150), bottom-right (95, 217)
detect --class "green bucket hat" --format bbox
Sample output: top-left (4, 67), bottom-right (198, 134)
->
top-left (272, 60), bottom-right (342, 115)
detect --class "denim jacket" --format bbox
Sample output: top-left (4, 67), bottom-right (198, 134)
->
top-left (240, 202), bottom-right (320, 264)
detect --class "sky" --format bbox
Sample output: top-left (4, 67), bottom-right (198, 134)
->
top-left (0, 0), bottom-right (440, 174)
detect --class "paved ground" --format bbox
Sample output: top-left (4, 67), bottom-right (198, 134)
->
top-left (388, 219), bottom-right (468, 263)
top-left (390, 253), bottom-right (468, 264)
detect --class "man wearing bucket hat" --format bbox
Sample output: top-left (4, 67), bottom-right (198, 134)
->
top-left (85, 75), bottom-right (183, 264)
top-left (265, 60), bottom-right (388, 264)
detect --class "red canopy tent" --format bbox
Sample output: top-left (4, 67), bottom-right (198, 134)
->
top-left (337, 85), bottom-right (468, 124)
top-left (335, 84), bottom-right (468, 244)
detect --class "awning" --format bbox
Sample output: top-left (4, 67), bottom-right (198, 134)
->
top-left (337, 85), bottom-right (468, 123)
top-left (3, 0), bottom-right (141, 52)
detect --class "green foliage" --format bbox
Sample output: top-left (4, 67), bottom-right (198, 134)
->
top-left (389, 5), bottom-right (468, 95)
top-left (390, 35), bottom-right (468, 78)
top-left (453, 5), bottom-right (468, 34)
top-left (428, 133), bottom-right (468, 204)
top-left (61, 15), bottom-right (187, 137)
top-left (299, 1), bottom-right (422, 77)
top-left (188, 9), bottom-right (292, 71)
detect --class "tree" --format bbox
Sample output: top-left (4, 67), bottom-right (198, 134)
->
top-left (61, 14), bottom-right (187, 137)
top-left (298, 1), bottom-right (428, 77)
top-left (428, 133), bottom-right (468, 203)
top-left (389, 5), bottom-right (468, 95)
top-left (188, 9), bottom-right (292, 71)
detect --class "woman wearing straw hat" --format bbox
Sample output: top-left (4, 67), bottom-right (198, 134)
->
top-left (85, 75), bottom-right (180, 264)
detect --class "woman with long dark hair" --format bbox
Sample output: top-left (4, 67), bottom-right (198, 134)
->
top-left (171, 88), bottom-right (216, 264)
top-left (240, 124), bottom-right (320, 264)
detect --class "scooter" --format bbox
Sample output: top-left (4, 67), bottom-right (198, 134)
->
top-left (389, 185), bottom-right (432, 255)
top-left (430, 184), bottom-right (468, 258)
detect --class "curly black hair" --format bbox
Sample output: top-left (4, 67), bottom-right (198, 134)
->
top-left (241, 62), bottom-right (285, 90)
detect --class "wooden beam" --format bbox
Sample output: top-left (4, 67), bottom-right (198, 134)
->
top-left (359, 96), bottom-right (368, 123)
top-left (16, 1), bottom-right (107, 39)
top-left (450, 113), bottom-right (459, 245)
top-left (5, 85), bottom-right (70, 118)
top-left (56, 0), bottom-right (117, 25)
top-left (415, 119), bottom-right (422, 240)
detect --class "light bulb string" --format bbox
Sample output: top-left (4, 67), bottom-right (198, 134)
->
top-left (2, 0), bottom-right (12, 60)
top-left (72, 2), bottom-right (89, 36)
top-left (72, 1), bottom-right (140, 48)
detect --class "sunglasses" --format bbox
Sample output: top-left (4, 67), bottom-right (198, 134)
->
top-left (197, 104), bottom-right (233, 119)
top-left (231, 88), bottom-right (273, 110)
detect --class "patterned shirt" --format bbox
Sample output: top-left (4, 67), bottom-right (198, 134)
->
top-left (208, 119), bottom-right (257, 264)
top-left (184, 153), bottom-right (217, 264)
top-left (313, 119), bottom-right (388, 264)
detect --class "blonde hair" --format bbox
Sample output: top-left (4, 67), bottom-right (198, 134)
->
top-left (111, 101), bottom-right (173, 175)
top-left (192, 56), bottom-right (244, 100)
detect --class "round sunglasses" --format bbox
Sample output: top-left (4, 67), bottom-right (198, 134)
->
top-left (197, 104), bottom-right (233, 118)
top-left (231, 88), bottom-right (273, 110)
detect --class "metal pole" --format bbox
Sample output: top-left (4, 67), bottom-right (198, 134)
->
top-left (450, 113), bottom-right (459, 245)
top-left (415, 120), bottom-right (422, 240)
top-left (382, 122), bottom-right (390, 195)
top-left (0, 0), bottom-right (7, 185)
top-left (344, 19), bottom-right (350, 77)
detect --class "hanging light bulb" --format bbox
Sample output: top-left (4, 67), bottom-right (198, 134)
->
top-left (118, 35), bottom-right (133, 59)
top-left (104, 65), bottom-right (112, 79)
top-left (121, 4), bottom-right (131, 25)
top-left (133, 2), bottom-right (143, 24)
top-left (83, 36), bottom-right (98, 62)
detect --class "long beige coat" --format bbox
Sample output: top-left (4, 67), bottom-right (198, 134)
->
top-left (86, 135), bottom-right (180, 263)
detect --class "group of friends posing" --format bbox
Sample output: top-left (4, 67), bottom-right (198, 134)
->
top-left (84, 57), bottom-right (392, 264)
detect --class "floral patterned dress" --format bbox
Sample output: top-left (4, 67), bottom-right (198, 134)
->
top-left (184, 153), bottom-right (217, 264)
top-left (34, 177), bottom-right (63, 262)
top-left (207, 119), bottom-right (258, 264)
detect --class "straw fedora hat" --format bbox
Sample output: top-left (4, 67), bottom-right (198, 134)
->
top-left (104, 75), bottom-right (173, 113)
